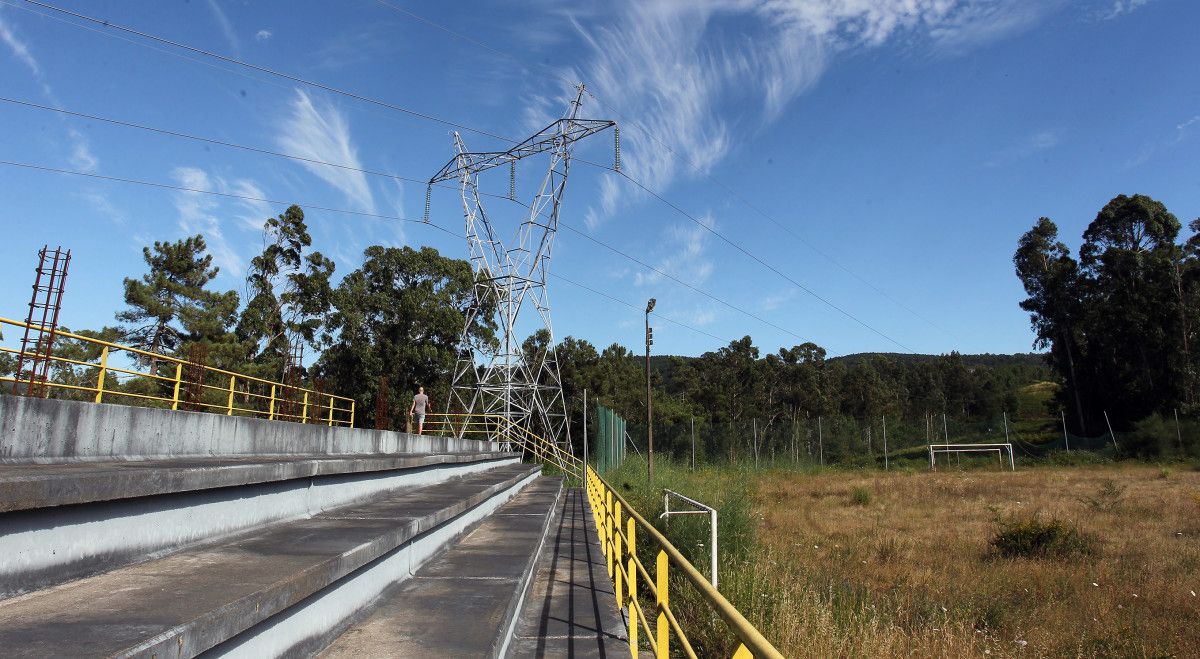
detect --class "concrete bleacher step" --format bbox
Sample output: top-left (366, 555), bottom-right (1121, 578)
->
top-left (0, 450), bottom-right (521, 600)
top-left (0, 451), bottom-right (512, 512)
top-left (0, 462), bottom-right (540, 658)
top-left (316, 476), bottom-right (564, 658)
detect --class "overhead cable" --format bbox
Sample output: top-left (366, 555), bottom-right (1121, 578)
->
top-left (21, 0), bottom-right (516, 143)
top-left (0, 158), bottom-right (732, 346)
top-left (376, 1), bottom-right (951, 341)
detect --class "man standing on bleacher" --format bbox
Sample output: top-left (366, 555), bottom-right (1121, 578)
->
top-left (408, 386), bottom-right (430, 434)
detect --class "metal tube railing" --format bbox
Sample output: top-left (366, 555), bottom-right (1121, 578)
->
top-left (587, 465), bottom-right (783, 659)
top-left (0, 316), bottom-right (354, 427)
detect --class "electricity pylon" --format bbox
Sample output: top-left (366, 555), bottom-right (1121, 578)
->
top-left (428, 84), bottom-right (615, 460)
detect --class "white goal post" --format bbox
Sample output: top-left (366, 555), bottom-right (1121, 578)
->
top-left (928, 443), bottom-right (1015, 470)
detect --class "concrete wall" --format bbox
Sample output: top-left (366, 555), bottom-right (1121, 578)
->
top-left (0, 395), bottom-right (499, 463)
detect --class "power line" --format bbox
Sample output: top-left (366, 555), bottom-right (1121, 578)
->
top-left (15, 0), bottom-right (909, 350)
top-left (1, 95), bottom-right (813, 347)
top-left (550, 273), bottom-right (732, 344)
top-left (21, 0), bottom-right (516, 144)
top-left (0, 158), bottom-right (731, 346)
top-left (577, 159), bottom-right (913, 351)
top-left (0, 96), bottom-right (436, 186)
top-left (375, 1), bottom-right (952, 341)
top-left (0, 95), bottom-right (509, 203)
top-left (0, 158), bottom-right (456, 234)
top-left (555, 222), bottom-right (814, 346)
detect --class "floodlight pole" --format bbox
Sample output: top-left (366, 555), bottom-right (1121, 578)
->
top-left (646, 298), bottom-right (656, 481)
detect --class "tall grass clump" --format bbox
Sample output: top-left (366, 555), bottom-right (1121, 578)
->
top-left (850, 486), bottom-right (871, 506)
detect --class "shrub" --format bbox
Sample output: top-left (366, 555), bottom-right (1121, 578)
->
top-left (851, 486), bottom-right (871, 506)
top-left (990, 513), bottom-right (1096, 559)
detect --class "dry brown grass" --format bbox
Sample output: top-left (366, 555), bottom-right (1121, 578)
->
top-left (736, 465), bottom-right (1200, 658)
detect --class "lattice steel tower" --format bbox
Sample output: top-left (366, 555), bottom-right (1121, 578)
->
top-left (428, 84), bottom-right (615, 454)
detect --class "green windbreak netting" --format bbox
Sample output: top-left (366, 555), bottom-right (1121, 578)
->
top-left (594, 403), bottom-right (626, 473)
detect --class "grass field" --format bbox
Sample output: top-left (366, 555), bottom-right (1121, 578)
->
top-left (607, 458), bottom-right (1200, 657)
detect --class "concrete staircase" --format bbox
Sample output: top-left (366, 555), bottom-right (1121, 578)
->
top-left (0, 395), bottom-right (626, 658)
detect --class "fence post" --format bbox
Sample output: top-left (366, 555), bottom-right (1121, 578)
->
top-left (302, 391), bottom-right (309, 424)
top-left (627, 517), bottom-right (637, 659)
top-left (94, 346), bottom-right (109, 403)
top-left (327, 395), bottom-right (335, 426)
top-left (349, 400), bottom-right (355, 428)
top-left (171, 362), bottom-right (182, 410)
top-left (269, 385), bottom-right (277, 420)
top-left (1104, 410), bottom-right (1119, 451)
top-left (710, 508), bottom-right (719, 589)
top-left (656, 550), bottom-right (669, 659)
top-left (226, 375), bottom-right (235, 415)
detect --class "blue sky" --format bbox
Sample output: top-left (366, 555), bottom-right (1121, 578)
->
top-left (1, 0), bottom-right (1197, 359)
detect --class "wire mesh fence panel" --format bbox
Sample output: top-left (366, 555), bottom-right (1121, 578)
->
top-left (593, 402), bottom-right (626, 473)
top-left (615, 408), bottom-right (1200, 469)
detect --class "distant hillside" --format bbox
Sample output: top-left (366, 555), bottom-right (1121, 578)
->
top-left (648, 352), bottom-right (1048, 370)
top-left (828, 352), bottom-right (1048, 369)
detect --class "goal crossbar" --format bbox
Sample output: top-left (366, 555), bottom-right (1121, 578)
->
top-left (928, 443), bottom-right (1014, 471)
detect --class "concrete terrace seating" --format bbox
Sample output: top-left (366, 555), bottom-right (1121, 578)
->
top-left (0, 394), bottom-right (632, 658)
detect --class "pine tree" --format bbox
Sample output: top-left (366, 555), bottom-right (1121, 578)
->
top-left (117, 235), bottom-right (238, 372)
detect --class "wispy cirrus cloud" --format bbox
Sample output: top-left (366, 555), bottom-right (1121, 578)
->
top-left (561, 0), bottom-right (1064, 228)
top-left (1, 12), bottom-right (99, 174)
top-left (634, 214), bottom-right (716, 288)
top-left (170, 166), bottom-right (273, 278)
top-left (759, 288), bottom-right (798, 312)
top-left (206, 0), bottom-right (241, 56)
top-left (255, 29), bottom-right (273, 42)
top-left (276, 89), bottom-right (377, 214)
top-left (984, 129), bottom-right (1060, 167)
top-left (1124, 112), bottom-right (1200, 169)
top-left (0, 12), bottom-right (41, 76)
top-left (1097, 0), bottom-right (1154, 20)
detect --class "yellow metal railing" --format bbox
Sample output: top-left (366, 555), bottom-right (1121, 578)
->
top-left (1, 316), bottom-right (354, 426)
top-left (423, 412), bottom-right (583, 481)
top-left (587, 466), bottom-right (784, 659)
top-left (424, 411), bottom-right (779, 657)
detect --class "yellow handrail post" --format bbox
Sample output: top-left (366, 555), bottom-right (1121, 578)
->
top-left (171, 362), bottom-right (182, 410)
top-left (226, 375), bottom-right (236, 415)
top-left (268, 385), bottom-right (277, 420)
top-left (627, 517), bottom-right (638, 659)
top-left (94, 346), bottom-right (109, 403)
top-left (614, 502), bottom-right (624, 605)
top-left (349, 400), bottom-right (355, 427)
top-left (606, 491), bottom-right (615, 576)
top-left (327, 395), bottom-right (335, 426)
top-left (301, 391), bottom-right (309, 424)
top-left (656, 550), bottom-right (669, 658)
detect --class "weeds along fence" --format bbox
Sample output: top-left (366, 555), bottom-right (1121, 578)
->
top-left (0, 316), bottom-right (354, 426)
top-left (607, 411), bottom-right (1200, 469)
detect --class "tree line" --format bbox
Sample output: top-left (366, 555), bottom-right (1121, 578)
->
top-left (1, 205), bottom-right (493, 423)
top-left (5, 202), bottom-right (1060, 462)
top-left (544, 332), bottom-right (1048, 463)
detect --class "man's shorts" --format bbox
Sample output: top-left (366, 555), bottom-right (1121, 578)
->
top-left (415, 413), bottom-right (425, 425)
